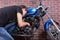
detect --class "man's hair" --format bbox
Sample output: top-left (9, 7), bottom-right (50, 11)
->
top-left (20, 5), bottom-right (27, 10)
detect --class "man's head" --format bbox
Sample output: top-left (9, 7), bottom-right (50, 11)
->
top-left (20, 5), bottom-right (27, 16)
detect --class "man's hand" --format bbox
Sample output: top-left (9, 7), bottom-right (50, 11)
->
top-left (19, 22), bottom-right (30, 27)
top-left (24, 22), bottom-right (30, 26)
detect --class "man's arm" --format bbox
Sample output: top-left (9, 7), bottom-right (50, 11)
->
top-left (17, 12), bottom-right (30, 27)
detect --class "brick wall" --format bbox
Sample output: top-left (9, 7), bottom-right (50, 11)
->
top-left (0, 0), bottom-right (39, 8)
top-left (0, 0), bottom-right (60, 40)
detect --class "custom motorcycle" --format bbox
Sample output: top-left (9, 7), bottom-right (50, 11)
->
top-left (12, 0), bottom-right (60, 40)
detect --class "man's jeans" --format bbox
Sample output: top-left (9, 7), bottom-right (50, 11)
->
top-left (0, 22), bottom-right (16, 40)
top-left (5, 22), bottom-right (16, 33)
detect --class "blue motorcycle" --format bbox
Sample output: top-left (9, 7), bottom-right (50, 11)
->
top-left (12, 1), bottom-right (60, 40)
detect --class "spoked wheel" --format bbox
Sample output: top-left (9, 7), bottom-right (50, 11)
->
top-left (46, 23), bottom-right (60, 40)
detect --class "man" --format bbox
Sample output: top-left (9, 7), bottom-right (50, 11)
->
top-left (0, 5), bottom-right (30, 27)
top-left (0, 5), bottom-right (30, 40)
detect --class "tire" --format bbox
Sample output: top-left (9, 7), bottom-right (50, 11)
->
top-left (46, 24), bottom-right (58, 40)
top-left (44, 20), bottom-right (60, 40)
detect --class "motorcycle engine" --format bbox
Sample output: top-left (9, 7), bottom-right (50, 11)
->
top-left (12, 15), bottom-right (40, 35)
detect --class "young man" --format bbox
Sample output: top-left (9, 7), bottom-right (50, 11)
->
top-left (0, 5), bottom-right (30, 27)
top-left (0, 5), bottom-right (30, 40)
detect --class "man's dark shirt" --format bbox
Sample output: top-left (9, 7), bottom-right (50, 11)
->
top-left (0, 6), bottom-right (23, 26)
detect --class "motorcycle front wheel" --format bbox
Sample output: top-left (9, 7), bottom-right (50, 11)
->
top-left (44, 20), bottom-right (60, 40)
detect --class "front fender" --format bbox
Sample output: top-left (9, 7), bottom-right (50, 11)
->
top-left (44, 20), bottom-right (52, 31)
